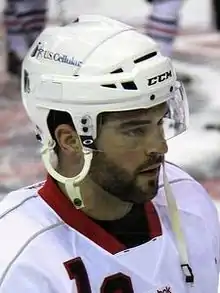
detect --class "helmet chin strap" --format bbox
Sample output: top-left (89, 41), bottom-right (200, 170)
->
top-left (162, 162), bottom-right (194, 284)
top-left (40, 139), bottom-right (93, 209)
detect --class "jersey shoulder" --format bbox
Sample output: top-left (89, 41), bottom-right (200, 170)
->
top-left (0, 182), bottom-right (63, 283)
top-left (158, 161), bottom-right (217, 216)
top-left (156, 162), bottom-right (220, 249)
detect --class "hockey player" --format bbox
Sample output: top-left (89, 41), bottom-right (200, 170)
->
top-left (3, 0), bottom-right (47, 77)
top-left (0, 15), bottom-right (219, 293)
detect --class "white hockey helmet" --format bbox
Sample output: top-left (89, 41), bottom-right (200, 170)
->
top-left (21, 15), bottom-right (189, 207)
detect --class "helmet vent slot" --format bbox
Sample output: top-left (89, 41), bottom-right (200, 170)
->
top-left (101, 83), bottom-right (117, 88)
top-left (121, 81), bottom-right (137, 90)
top-left (111, 68), bottom-right (123, 74)
top-left (134, 51), bottom-right (157, 64)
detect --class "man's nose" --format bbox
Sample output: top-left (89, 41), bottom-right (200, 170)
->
top-left (143, 129), bottom-right (168, 155)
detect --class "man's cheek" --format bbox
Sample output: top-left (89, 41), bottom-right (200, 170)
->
top-left (123, 150), bottom-right (142, 165)
top-left (115, 153), bottom-right (141, 172)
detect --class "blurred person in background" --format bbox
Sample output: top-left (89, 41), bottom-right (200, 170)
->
top-left (145, 0), bottom-right (192, 85)
top-left (146, 0), bottom-right (181, 58)
top-left (212, 0), bottom-right (220, 31)
top-left (3, 0), bottom-right (48, 78)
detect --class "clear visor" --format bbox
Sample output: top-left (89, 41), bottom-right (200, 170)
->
top-left (80, 82), bottom-right (189, 152)
top-left (162, 82), bottom-right (189, 140)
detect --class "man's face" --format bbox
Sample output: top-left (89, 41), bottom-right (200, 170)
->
top-left (89, 103), bottom-right (168, 204)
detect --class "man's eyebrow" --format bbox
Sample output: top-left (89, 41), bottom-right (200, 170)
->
top-left (118, 107), bottom-right (169, 129)
top-left (119, 119), bottom-right (152, 129)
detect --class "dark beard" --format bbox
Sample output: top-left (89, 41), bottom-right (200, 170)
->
top-left (89, 151), bottom-right (160, 203)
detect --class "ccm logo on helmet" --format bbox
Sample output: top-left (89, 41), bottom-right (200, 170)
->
top-left (148, 70), bottom-right (172, 86)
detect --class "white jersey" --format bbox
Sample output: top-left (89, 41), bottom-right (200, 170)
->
top-left (0, 162), bottom-right (219, 293)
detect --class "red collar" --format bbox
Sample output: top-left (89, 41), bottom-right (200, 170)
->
top-left (38, 175), bottom-right (162, 254)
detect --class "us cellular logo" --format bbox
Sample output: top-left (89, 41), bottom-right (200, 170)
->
top-left (31, 42), bottom-right (83, 67)
top-left (31, 42), bottom-right (43, 58)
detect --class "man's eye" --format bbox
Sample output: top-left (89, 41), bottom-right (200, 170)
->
top-left (123, 127), bottom-right (146, 137)
top-left (164, 110), bottom-right (170, 119)
top-left (157, 118), bottom-right (164, 125)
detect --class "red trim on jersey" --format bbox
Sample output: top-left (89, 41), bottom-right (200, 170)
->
top-left (145, 202), bottom-right (162, 239)
top-left (39, 175), bottom-right (162, 254)
top-left (38, 175), bottom-right (125, 254)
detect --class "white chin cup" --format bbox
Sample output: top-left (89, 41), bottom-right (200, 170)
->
top-left (40, 139), bottom-right (93, 209)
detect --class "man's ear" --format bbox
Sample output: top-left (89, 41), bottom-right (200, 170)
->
top-left (54, 124), bottom-right (82, 155)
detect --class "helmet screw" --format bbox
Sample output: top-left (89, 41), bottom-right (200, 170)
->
top-left (73, 198), bottom-right (82, 207)
top-left (81, 118), bottom-right (87, 125)
top-left (83, 127), bottom-right (88, 133)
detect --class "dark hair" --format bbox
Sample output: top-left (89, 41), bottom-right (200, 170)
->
top-left (47, 109), bottom-right (75, 154)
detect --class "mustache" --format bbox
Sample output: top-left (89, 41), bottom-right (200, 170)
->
top-left (136, 155), bottom-right (164, 173)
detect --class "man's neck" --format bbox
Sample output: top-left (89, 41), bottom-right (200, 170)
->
top-left (57, 177), bottom-right (133, 221)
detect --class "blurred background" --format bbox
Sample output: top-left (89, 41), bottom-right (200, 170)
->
top-left (0, 0), bottom-right (220, 210)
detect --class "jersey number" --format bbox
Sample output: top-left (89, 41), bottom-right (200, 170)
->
top-left (64, 257), bottom-right (134, 293)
